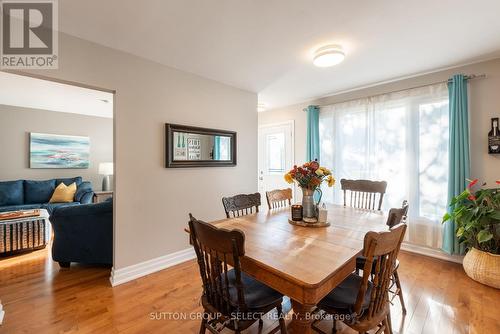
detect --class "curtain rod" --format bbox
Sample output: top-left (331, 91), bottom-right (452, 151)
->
top-left (311, 73), bottom-right (486, 109)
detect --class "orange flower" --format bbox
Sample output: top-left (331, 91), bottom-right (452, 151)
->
top-left (310, 177), bottom-right (321, 186)
top-left (309, 161), bottom-right (319, 171)
top-left (468, 194), bottom-right (476, 201)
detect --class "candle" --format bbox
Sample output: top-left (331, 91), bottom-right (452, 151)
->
top-left (291, 205), bottom-right (303, 221)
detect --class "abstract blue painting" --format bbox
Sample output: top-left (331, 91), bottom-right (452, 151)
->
top-left (30, 133), bottom-right (90, 169)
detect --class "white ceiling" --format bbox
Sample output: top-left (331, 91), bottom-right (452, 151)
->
top-left (58, 0), bottom-right (500, 110)
top-left (0, 72), bottom-right (114, 118)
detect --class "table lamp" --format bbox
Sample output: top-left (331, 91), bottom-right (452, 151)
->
top-left (98, 162), bottom-right (113, 191)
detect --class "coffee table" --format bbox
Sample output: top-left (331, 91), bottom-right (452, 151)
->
top-left (0, 209), bottom-right (50, 256)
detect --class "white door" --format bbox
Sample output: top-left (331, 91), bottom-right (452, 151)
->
top-left (258, 121), bottom-right (294, 203)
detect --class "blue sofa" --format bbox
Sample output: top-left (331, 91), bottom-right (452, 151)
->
top-left (0, 177), bottom-right (93, 214)
top-left (50, 199), bottom-right (113, 267)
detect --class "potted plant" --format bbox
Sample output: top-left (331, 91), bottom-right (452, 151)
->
top-left (284, 160), bottom-right (335, 221)
top-left (443, 179), bottom-right (500, 288)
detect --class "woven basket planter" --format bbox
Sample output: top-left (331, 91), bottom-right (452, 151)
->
top-left (463, 247), bottom-right (500, 289)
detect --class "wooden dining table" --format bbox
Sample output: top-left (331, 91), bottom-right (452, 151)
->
top-left (195, 204), bottom-right (389, 333)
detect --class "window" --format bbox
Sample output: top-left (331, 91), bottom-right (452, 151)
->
top-left (319, 83), bottom-right (449, 248)
top-left (266, 133), bottom-right (285, 173)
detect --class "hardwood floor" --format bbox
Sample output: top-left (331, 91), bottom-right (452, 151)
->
top-left (0, 247), bottom-right (499, 334)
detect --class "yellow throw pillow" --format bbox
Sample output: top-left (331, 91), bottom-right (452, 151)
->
top-left (49, 182), bottom-right (77, 203)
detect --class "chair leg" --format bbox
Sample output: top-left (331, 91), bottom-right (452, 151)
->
top-left (332, 319), bottom-right (337, 334)
top-left (393, 270), bottom-right (407, 315)
top-left (199, 316), bottom-right (207, 334)
top-left (387, 308), bottom-right (393, 332)
top-left (382, 315), bottom-right (392, 334)
top-left (277, 303), bottom-right (287, 333)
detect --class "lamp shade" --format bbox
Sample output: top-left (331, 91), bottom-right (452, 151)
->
top-left (98, 162), bottom-right (114, 175)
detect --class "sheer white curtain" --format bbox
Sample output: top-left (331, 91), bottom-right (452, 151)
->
top-left (319, 83), bottom-right (449, 249)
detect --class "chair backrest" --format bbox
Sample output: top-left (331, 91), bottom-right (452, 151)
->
top-left (266, 188), bottom-right (292, 209)
top-left (386, 200), bottom-right (409, 228)
top-left (340, 179), bottom-right (388, 211)
top-left (188, 214), bottom-right (248, 316)
top-left (222, 193), bottom-right (261, 218)
top-left (355, 224), bottom-right (407, 319)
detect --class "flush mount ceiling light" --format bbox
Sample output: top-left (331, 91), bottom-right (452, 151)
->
top-left (313, 44), bottom-right (345, 67)
top-left (257, 103), bottom-right (266, 112)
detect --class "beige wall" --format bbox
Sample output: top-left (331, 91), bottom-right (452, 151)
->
top-left (259, 58), bottom-right (500, 185)
top-left (16, 33), bottom-right (257, 269)
top-left (0, 105), bottom-right (113, 189)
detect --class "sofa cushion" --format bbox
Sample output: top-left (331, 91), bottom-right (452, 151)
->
top-left (75, 181), bottom-right (93, 203)
top-left (0, 204), bottom-right (41, 213)
top-left (0, 180), bottom-right (24, 206)
top-left (24, 179), bottom-right (56, 204)
top-left (56, 177), bottom-right (82, 187)
top-left (42, 202), bottom-right (80, 215)
top-left (50, 182), bottom-right (77, 203)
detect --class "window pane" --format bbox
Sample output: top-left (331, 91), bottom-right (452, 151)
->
top-left (319, 83), bottom-right (449, 249)
top-left (372, 103), bottom-right (407, 210)
top-left (419, 100), bottom-right (449, 221)
top-left (266, 133), bottom-right (285, 173)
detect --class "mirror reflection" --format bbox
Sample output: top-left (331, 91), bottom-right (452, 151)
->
top-left (172, 132), bottom-right (232, 161)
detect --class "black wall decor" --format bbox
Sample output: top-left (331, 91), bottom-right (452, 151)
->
top-left (488, 117), bottom-right (500, 154)
top-left (165, 123), bottom-right (237, 167)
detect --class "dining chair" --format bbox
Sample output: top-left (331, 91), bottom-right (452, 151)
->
top-left (340, 179), bottom-right (388, 211)
top-left (188, 214), bottom-right (287, 334)
top-left (312, 224), bottom-right (407, 334)
top-left (222, 193), bottom-right (261, 218)
top-left (355, 200), bottom-right (409, 315)
top-left (266, 188), bottom-right (293, 209)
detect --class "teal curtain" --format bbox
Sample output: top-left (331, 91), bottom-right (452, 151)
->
top-left (442, 74), bottom-right (470, 255)
top-left (306, 105), bottom-right (320, 162)
top-left (306, 105), bottom-right (321, 202)
top-left (213, 136), bottom-right (221, 160)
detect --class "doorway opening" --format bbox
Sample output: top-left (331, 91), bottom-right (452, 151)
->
top-left (258, 120), bottom-right (295, 203)
top-left (0, 71), bottom-right (115, 273)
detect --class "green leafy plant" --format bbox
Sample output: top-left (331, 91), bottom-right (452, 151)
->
top-left (443, 179), bottom-right (500, 254)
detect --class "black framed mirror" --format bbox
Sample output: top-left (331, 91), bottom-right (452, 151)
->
top-left (165, 123), bottom-right (237, 168)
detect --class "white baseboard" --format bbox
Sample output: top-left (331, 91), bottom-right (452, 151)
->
top-left (109, 247), bottom-right (196, 286)
top-left (108, 242), bottom-right (462, 287)
top-left (0, 301), bottom-right (4, 325)
top-left (401, 242), bottom-right (463, 264)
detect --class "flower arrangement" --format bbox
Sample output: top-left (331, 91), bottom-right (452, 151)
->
top-left (284, 160), bottom-right (335, 190)
top-left (442, 179), bottom-right (500, 254)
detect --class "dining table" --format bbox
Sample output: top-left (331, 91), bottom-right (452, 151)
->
top-left (199, 204), bottom-right (389, 334)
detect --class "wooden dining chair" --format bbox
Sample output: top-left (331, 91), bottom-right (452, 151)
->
top-left (356, 200), bottom-right (409, 315)
top-left (385, 200), bottom-right (408, 315)
top-left (313, 224), bottom-right (407, 334)
top-left (266, 188), bottom-right (293, 209)
top-left (222, 193), bottom-right (261, 218)
top-left (188, 214), bottom-right (287, 334)
top-left (340, 179), bottom-right (388, 211)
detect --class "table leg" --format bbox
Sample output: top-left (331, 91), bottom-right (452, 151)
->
top-left (289, 299), bottom-right (315, 334)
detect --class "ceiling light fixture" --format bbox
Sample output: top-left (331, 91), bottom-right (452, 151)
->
top-left (313, 44), bottom-right (345, 67)
top-left (257, 103), bottom-right (266, 112)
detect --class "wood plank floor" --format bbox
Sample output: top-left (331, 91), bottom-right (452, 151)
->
top-left (0, 246), bottom-right (499, 334)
